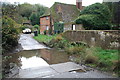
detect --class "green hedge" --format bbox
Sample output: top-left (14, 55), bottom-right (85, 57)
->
top-left (75, 3), bottom-right (112, 30)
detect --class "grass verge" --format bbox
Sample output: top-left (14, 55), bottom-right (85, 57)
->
top-left (33, 34), bottom-right (57, 43)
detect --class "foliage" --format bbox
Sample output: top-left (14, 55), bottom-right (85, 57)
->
top-left (29, 4), bottom-right (48, 25)
top-left (33, 34), bottom-right (57, 43)
top-left (34, 25), bottom-right (39, 29)
top-left (95, 48), bottom-right (119, 68)
top-left (2, 2), bottom-right (48, 25)
top-left (44, 30), bottom-right (47, 35)
top-left (29, 13), bottom-right (38, 25)
top-left (34, 25), bottom-right (40, 34)
top-left (103, 2), bottom-right (120, 30)
top-left (76, 14), bottom-right (111, 30)
top-left (19, 3), bottom-right (33, 19)
top-left (2, 16), bottom-right (19, 53)
top-left (48, 34), bottom-right (69, 49)
top-left (2, 2), bottom-right (28, 24)
top-left (75, 3), bottom-right (112, 30)
top-left (54, 22), bottom-right (64, 34)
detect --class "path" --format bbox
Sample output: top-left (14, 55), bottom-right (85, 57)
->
top-left (19, 34), bottom-right (47, 50)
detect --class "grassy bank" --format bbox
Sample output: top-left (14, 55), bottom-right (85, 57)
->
top-left (33, 34), bottom-right (57, 43)
top-left (49, 34), bottom-right (120, 76)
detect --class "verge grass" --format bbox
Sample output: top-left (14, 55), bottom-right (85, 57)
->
top-left (33, 34), bottom-right (57, 43)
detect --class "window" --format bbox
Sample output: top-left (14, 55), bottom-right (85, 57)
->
top-left (46, 17), bottom-right (49, 20)
top-left (72, 25), bottom-right (76, 30)
top-left (46, 26), bottom-right (49, 30)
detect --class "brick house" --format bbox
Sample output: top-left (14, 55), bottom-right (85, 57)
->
top-left (40, 15), bottom-right (54, 34)
top-left (40, 0), bottom-right (84, 34)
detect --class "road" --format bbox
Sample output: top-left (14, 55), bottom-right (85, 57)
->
top-left (19, 34), bottom-right (47, 50)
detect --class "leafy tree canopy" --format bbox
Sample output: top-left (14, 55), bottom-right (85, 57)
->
top-left (75, 3), bottom-right (112, 30)
top-left (29, 4), bottom-right (48, 25)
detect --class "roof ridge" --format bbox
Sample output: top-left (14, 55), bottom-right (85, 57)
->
top-left (54, 2), bottom-right (76, 6)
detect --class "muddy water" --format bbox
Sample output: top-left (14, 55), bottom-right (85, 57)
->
top-left (4, 49), bottom-right (70, 69)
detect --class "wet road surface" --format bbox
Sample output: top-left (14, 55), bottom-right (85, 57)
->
top-left (19, 34), bottom-right (47, 50)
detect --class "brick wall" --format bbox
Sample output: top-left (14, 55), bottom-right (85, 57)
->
top-left (76, 0), bottom-right (82, 10)
top-left (63, 30), bottom-right (120, 50)
top-left (40, 16), bottom-right (51, 34)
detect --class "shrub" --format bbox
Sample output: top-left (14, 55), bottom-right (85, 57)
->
top-left (48, 34), bottom-right (68, 48)
top-left (85, 54), bottom-right (98, 64)
top-left (44, 30), bottom-right (47, 35)
top-left (75, 3), bottom-right (112, 30)
top-left (65, 46), bottom-right (85, 54)
top-left (34, 25), bottom-right (40, 34)
top-left (34, 25), bottom-right (39, 29)
top-left (2, 16), bottom-right (19, 53)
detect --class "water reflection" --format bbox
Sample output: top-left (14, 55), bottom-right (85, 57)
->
top-left (40, 49), bottom-right (70, 64)
top-left (21, 56), bottom-right (49, 69)
top-left (5, 49), bottom-right (70, 69)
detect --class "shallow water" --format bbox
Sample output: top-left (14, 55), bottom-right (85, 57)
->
top-left (3, 48), bottom-right (116, 78)
top-left (4, 49), bottom-right (70, 69)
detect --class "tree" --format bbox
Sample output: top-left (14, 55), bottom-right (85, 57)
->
top-left (2, 2), bottom-right (27, 24)
top-left (29, 4), bottom-right (48, 25)
top-left (19, 3), bottom-right (33, 19)
top-left (2, 16), bottom-right (19, 53)
top-left (103, 2), bottom-right (120, 30)
top-left (29, 13), bottom-right (38, 25)
top-left (75, 3), bottom-right (112, 30)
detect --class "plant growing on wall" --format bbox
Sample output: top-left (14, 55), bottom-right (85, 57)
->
top-left (54, 22), bottom-right (64, 34)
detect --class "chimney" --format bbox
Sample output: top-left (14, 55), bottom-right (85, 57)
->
top-left (76, 0), bottom-right (82, 10)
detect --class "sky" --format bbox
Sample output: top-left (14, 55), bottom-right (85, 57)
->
top-left (2, 0), bottom-right (104, 7)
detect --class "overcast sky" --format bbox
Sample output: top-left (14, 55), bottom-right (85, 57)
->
top-left (2, 0), bottom-right (104, 7)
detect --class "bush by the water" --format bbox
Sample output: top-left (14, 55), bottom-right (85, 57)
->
top-left (2, 16), bottom-right (19, 53)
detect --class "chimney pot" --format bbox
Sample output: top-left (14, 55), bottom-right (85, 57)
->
top-left (76, 0), bottom-right (82, 10)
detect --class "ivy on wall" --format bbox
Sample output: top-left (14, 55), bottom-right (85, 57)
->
top-left (54, 22), bottom-right (64, 34)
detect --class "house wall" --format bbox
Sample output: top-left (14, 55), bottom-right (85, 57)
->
top-left (40, 16), bottom-right (51, 34)
top-left (64, 23), bottom-right (84, 32)
top-left (64, 23), bottom-right (72, 32)
top-left (63, 30), bottom-right (120, 50)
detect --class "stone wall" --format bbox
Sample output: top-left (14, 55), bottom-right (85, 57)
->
top-left (63, 30), bottom-right (120, 50)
